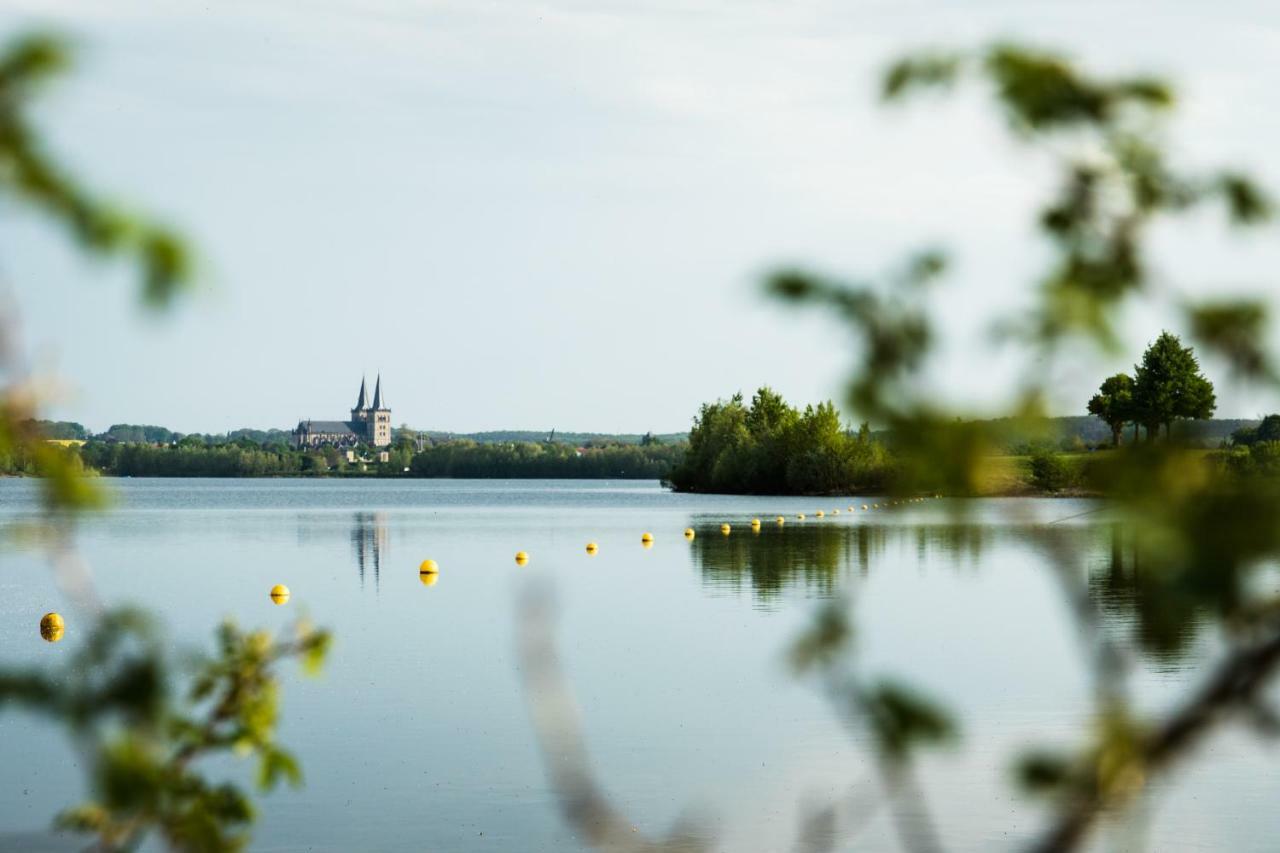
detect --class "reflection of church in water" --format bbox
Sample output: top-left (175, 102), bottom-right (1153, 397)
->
top-left (352, 512), bottom-right (389, 590)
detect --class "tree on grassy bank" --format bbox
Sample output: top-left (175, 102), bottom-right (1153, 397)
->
top-left (1086, 333), bottom-right (1216, 444)
top-left (666, 388), bottom-right (890, 494)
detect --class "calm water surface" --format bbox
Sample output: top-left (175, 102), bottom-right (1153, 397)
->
top-left (0, 479), bottom-right (1276, 852)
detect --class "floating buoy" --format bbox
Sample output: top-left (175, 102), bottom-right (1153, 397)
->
top-left (270, 584), bottom-right (290, 605)
top-left (861, 504), bottom-right (868, 510)
top-left (39, 612), bottom-right (64, 643)
top-left (586, 542), bottom-right (598, 555)
top-left (515, 551), bottom-right (529, 566)
top-left (641, 532), bottom-right (654, 544)
top-left (750, 518), bottom-right (761, 528)
top-left (797, 513), bottom-right (806, 520)
top-left (419, 559), bottom-right (439, 574)
top-left (684, 528), bottom-right (695, 540)
top-left (832, 509), bottom-right (840, 515)
top-left (849, 506), bottom-right (855, 512)
top-left (776, 516), bottom-right (785, 525)
top-left (419, 572), bottom-right (439, 587)
top-left (720, 523), bottom-right (732, 535)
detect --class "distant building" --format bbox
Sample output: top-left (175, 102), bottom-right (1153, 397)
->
top-left (294, 376), bottom-right (392, 448)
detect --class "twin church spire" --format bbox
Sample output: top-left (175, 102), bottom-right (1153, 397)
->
top-left (353, 374), bottom-right (387, 413)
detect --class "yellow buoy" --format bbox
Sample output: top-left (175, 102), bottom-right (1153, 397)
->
top-left (861, 504), bottom-right (868, 510)
top-left (750, 518), bottom-right (761, 527)
top-left (776, 516), bottom-right (785, 525)
top-left (721, 523), bottom-right (732, 535)
top-left (419, 559), bottom-right (439, 574)
top-left (641, 532), bottom-right (654, 544)
top-left (848, 506), bottom-right (855, 512)
top-left (39, 612), bottom-right (64, 643)
top-left (684, 528), bottom-right (695, 540)
top-left (515, 551), bottom-right (529, 565)
top-left (269, 584), bottom-right (290, 605)
top-left (586, 542), bottom-right (598, 555)
top-left (797, 513), bottom-right (806, 520)
top-left (816, 510), bottom-right (825, 518)
top-left (832, 509), bottom-right (840, 515)
top-left (419, 572), bottom-right (439, 587)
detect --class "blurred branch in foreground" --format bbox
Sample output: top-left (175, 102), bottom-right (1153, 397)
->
top-left (523, 39), bottom-right (1280, 853)
top-left (0, 30), bottom-right (329, 852)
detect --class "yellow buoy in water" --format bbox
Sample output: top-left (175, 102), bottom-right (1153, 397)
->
top-left (776, 516), bottom-right (785, 525)
top-left (750, 518), bottom-right (761, 528)
top-left (269, 584), bottom-right (290, 605)
top-left (816, 510), bottom-right (825, 518)
top-left (684, 528), bottom-right (695, 540)
top-left (797, 513), bottom-right (806, 520)
top-left (641, 532), bottom-right (654, 544)
top-left (861, 504), bottom-right (868, 510)
top-left (419, 559), bottom-right (439, 574)
top-left (419, 572), bottom-right (439, 587)
top-left (39, 612), bottom-right (64, 643)
top-left (721, 523), bottom-right (732, 535)
top-left (515, 551), bottom-right (529, 566)
top-left (586, 542), bottom-right (598, 555)
top-left (832, 509), bottom-right (840, 515)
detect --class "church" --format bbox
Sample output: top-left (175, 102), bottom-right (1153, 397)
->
top-left (294, 375), bottom-right (392, 448)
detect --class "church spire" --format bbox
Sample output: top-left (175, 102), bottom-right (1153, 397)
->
top-left (354, 376), bottom-right (370, 411)
top-left (372, 374), bottom-right (384, 410)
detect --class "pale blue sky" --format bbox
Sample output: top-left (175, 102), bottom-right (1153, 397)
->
top-left (3, 0), bottom-right (1280, 433)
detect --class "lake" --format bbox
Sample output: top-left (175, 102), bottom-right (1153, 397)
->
top-left (0, 479), bottom-right (1276, 852)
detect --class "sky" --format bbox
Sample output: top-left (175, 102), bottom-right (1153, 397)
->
top-left (3, 0), bottom-right (1280, 434)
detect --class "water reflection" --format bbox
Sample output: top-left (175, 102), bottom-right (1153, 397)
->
top-left (691, 519), bottom-right (1211, 666)
top-left (1089, 522), bottom-right (1207, 663)
top-left (690, 522), bottom-right (866, 602)
top-left (351, 512), bottom-right (388, 590)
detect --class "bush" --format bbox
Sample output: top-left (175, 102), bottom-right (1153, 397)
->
top-left (1029, 449), bottom-right (1078, 492)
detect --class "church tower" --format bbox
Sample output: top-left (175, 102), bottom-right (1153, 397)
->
top-left (369, 374), bottom-right (391, 447)
top-left (351, 376), bottom-right (371, 425)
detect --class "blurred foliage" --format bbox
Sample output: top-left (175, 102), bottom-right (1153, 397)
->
top-left (1, 610), bottom-right (329, 851)
top-left (756, 41), bottom-right (1280, 852)
top-left (0, 30), bottom-right (193, 513)
top-left (0, 31), bottom-right (331, 853)
top-left (0, 32), bottom-right (192, 308)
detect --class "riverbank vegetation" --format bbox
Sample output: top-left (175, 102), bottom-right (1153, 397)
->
top-left (73, 436), bottom-right (682, 479)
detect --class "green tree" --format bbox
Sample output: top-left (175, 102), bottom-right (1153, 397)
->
top-left (1086, 373), bottom-right (1135, 447)
top-left (1231, 414), bottom-right (1280, 447)
top-left (1133, 332), bottom-right (1217, 440)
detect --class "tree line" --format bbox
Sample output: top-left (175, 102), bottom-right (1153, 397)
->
top-left (73, 438), bottom-right (682, 479)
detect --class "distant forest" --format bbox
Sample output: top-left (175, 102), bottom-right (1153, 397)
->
top-left (29, 417), bottom-right (1259, 451)
top-left (31, 421), bottom-right (686, 448)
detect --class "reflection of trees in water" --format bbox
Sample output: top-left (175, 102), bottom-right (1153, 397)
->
top-left (692, 519), bottom-right (1210, 664)
top-left (690, 523), bottom-right (881, 602)
top-left (691, 521), bottom-right (1004, 603)
top-left (1089, 523), bottom-right (1214, 663)
top-left (351, 512), bottom-right (388, 591)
